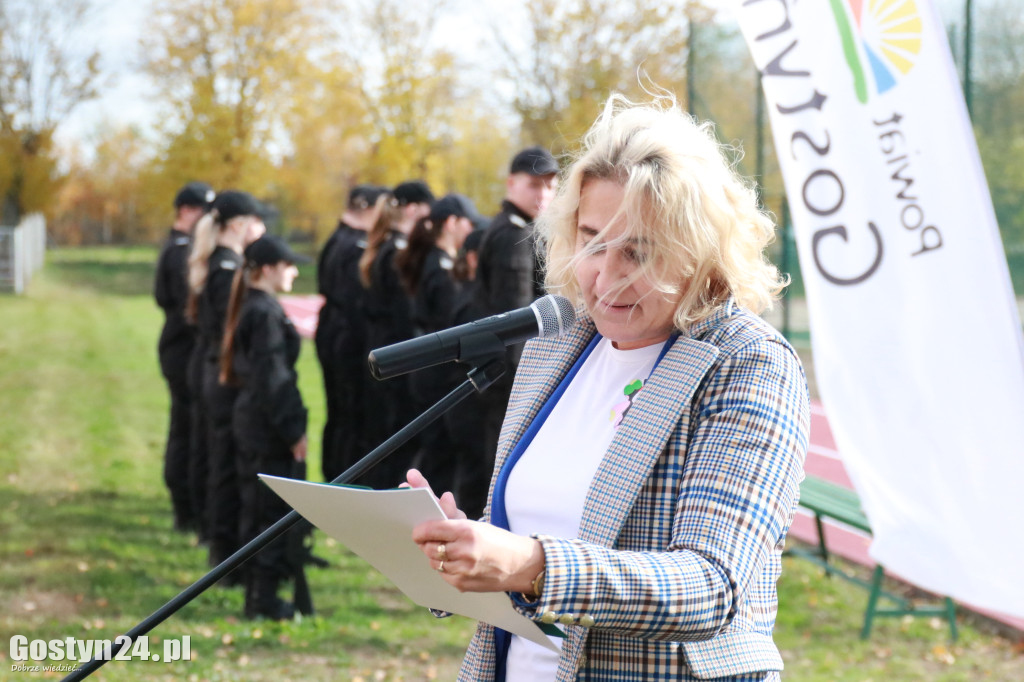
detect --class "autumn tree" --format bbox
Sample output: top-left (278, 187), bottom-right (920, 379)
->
top-left (337, 0), bottom-right (513, 209)
top-left (273, 62), bottom-right (370, 241)
top-left (0, 0), bottom-right (102, 222)
top-left (491, 0), bottom-right (707, 155)
top-left (138, 0), bottom-right (343, 229)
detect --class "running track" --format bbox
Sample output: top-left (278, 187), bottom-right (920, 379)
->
top-left (280, 294), bottom-right (1024, 634)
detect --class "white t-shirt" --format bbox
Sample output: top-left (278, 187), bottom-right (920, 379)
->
top-left (504, 336), bottom-right (664, 681)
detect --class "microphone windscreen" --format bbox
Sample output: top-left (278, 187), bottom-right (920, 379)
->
top-left (534, 294), bottom-right (577, 338)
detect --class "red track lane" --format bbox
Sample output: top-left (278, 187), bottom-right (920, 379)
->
top-left (279, 296), bottom-right (1023, 632)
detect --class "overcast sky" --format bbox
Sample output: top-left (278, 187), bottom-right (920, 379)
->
top-left (55, 0), bottom-right (968, 156)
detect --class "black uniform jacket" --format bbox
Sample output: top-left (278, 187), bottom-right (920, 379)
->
top-left (154, 228), bottom-right (195, 375)
top-left (197, 246), bottom-right (242, 363)
top-left (365, 232), bottom-right (415, 350)
top-left (316, 221), bottom-right (367, 358)
top-left (410, 247), bottom-right (456, 337)
top-left (231, 289), bottom-right (307, 457)
top-left (474, 200), bottom-right (543, 373)
top-left (475, 200), bottom-right (544, 317)
top-left (408, 247), bottom-right (458, 404)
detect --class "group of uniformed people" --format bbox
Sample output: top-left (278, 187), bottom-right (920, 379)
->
top-left (153, 145), bottom-right (559, 621)
top-left (155, 185), bottom-right (312, 620)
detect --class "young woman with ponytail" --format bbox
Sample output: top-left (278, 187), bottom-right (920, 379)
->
top-left (393, 193), bottom-right (477, 496)
top-left (186, 190), bottom-right (267, 572)
top-left (220, 234), bottom-right (311, 620)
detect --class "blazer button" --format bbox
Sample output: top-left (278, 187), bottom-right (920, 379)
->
top-left (540, 611), bottom-right (557, 624)
top-left (559, 613), bottom-right (576, 625)
top-left (579, 615), bottom-right (595, 628)
top-left (578, 653), bottom-right (588, 667)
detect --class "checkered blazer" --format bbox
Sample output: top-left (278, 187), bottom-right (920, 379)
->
top-left (457, 302), bottom-right (809, 681)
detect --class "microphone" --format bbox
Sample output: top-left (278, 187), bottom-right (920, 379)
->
top-left (368, 294), bottom-right (577, 380)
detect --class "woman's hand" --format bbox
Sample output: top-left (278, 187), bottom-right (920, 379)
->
top-left (406, 470), bottom-right (544, 594)
top-left (291, 434), bottom-right (308, 462)
top-left (403, 468), bottom-right (466, 520)
top-left (413, 519), bottom-right (545, 594)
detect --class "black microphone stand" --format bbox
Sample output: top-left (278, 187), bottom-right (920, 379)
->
top-left (64, 358), bottom-right (506, 681)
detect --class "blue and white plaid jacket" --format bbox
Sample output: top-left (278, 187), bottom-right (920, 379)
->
top-left (458, 302), bottom-right (809, 681)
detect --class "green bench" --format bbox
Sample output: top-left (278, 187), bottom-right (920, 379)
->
top-left (790, 474), bottom-right (958, 641)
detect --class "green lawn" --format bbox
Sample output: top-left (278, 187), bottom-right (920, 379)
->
top-left (0, 246), bottom-right (1020, 680)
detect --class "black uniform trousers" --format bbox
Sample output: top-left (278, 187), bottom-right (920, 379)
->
top-left (202, 358), bottom-right (242, 565)
top-left (316, 332), bottom-right (369, 483)
top-left (161, 361), bottom-right (194, 529)
top-left (236, 450), bottom-right (309, 612)
top-left (187, 343), bottom-right (210, 539)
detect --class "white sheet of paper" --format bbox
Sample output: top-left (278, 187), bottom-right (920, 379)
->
top-left (259, 475), bottom-right (560, 652)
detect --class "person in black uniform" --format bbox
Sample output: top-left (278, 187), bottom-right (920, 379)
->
top-left (154, 181), bottom-right (214, 533)
top-left (187, 191), bottom-right (267, 569)
top-left (474, 146), bottom-right (558, 467)
top-left (359, 181), bottom-right (433, 487)
top-left (394, 194), bottom-right (476, 494)
top-left (221, 234), bottom-right (311, 620)
top-left (316, 184), bottom-right (388, 482)
top-left (446, 226), bottom-right (491, 519)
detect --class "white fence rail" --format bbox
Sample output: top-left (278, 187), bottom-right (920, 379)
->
top-left (0, 214), bottom-right (46, 293)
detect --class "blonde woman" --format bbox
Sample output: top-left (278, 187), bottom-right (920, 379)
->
top-left (408, 96), bottom-right (809, 681)
top-left (187, 190), bottom-right (266, 572)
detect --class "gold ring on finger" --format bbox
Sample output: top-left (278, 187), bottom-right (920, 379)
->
top-left (437, 560), bottom-right (445, 573)
top-left (437, 544), bottom-right (447, 560)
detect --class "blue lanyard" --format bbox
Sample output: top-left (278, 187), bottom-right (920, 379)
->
top-left (489, 331), bottom-right (678, 681)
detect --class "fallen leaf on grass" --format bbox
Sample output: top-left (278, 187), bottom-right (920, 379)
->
top-left (931, 645), bottom-right (956, 665)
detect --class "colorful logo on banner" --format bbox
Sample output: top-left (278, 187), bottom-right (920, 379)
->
top-left (830, 0), bottom-right (923, 103)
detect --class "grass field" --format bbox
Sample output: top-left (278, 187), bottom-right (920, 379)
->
top-left (0, 246), bottom-right (1021, 681)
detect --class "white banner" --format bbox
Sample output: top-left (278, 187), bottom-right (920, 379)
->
top-left (732, 0), bottom-right (1024, 617)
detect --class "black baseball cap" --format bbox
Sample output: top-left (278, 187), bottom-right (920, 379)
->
top-left (174, 182), bottom-right (215, 209)
top-left (244, 235), bottom-right (311, 266)
top-left (393, 180), bottom-right (435, 206)
top-left (452, 193), bottom-right (482, 225)
top-left (509, 146), bottom-right (558, 176)
top-left (425, 191), bottom-right (468, 223)
top-left (211, 190), bottom-right (268, 223)
top-left (348, 184), bottom-right (390, 210)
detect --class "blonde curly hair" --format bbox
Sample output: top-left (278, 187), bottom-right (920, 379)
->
top-left (539, 94), bottom-right (787, 331)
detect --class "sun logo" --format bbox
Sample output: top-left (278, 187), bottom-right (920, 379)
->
top-left (830, 0), bottom-right (924, 103)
